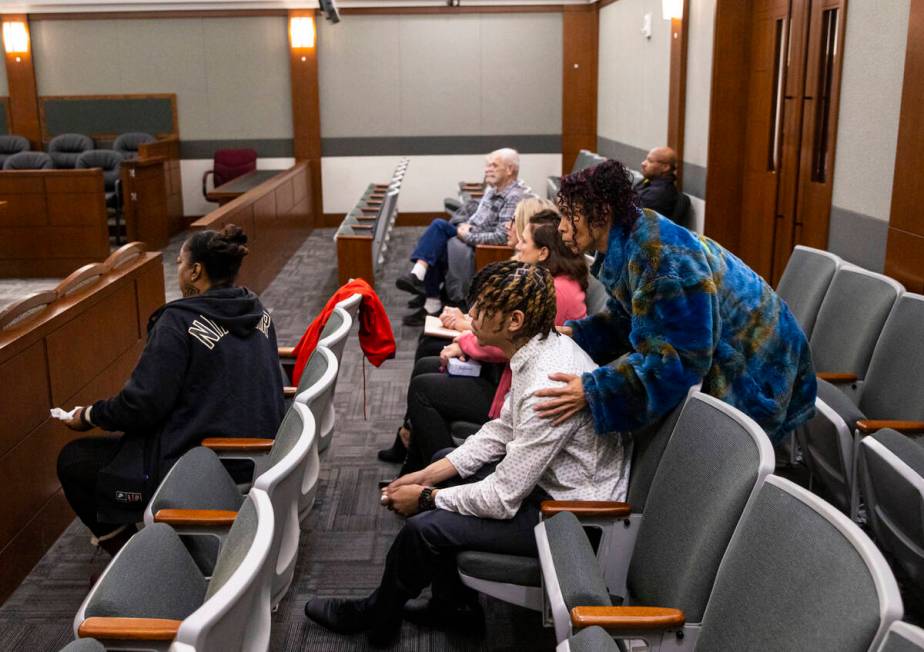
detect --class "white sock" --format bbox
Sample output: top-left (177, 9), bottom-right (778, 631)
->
top-left (424, 298), bottom-right (442, 314)
top-left (411, 262), bottom-right (427, 281)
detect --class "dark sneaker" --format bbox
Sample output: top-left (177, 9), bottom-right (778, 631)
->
top-left (407, 294), bottom-right (425, 309)
top-left (378, 428), bottom-right (408, 463)
top-left (304, 597), bottom-right (373, 634)
top-left (395, 273), bottom-right (426, 297)
top-left (402, 597), bottom-right (485, 635)
top-left (402, 308), bottom-right (440, 328)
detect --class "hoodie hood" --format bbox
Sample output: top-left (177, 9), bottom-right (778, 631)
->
top-left (149, 287), bottom-right (267, 336)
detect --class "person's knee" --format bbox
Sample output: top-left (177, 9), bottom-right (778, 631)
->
top-left (56, 439), bottom-right (85, 482)
top-left (404, 509), bottom-right (447, 543)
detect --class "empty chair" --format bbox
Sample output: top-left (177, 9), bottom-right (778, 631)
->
top-left (76, 149), bottom-right (124, 241)
top-left (145, 403), bottom-right (315, 606)
top-left (202, 148), bottom-right (257, 199)
top-left (113, 131), bottom-right (155, 159)
top-left (75, 489), bottom-right (274, 652)
top-left (3, 151), bottom-right (53, 170)
top-left (800, 292), bottom-right (924, 517)
top-left (877, 622), bottom-right (924, 651)
top-left (48, 133), bottom-right (94, 169)
top-left (336, 292), bottom-right (362, 323)
top-left (536, 391), bottom-right (775, 646)
top-left (58, 640), bottom-right (105, 652)
top-left (311, 306), bottom-right (353, 452)
top-left (775, 245), bottom-right (841, 338)
top-left (859, 429), bottom-right (924, 598)
top-left (0, 134), bottom-right (29, 166)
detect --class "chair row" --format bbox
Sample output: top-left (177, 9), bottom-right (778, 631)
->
top-left (0, 132), bottom-right (154, 168)
top-left (66, 294), bottom-right (363, 651)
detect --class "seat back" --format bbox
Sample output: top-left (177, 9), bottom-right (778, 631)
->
top-left (572, 149), bottom-right (597, 173)
top-left (859, 429), bottom-right (924, 591)
top-left (112, 131), bottom-right (155, 159)
top-left (335, 292), bottom-right (363, 322)
top-left (775, 245), bottom-right (840, 338)
top-left (810, 265), bottom-right (903, 381)
top-left (860, 293), bottom-right (924, 420)
top-left (293, 346), bottom-right (337, 517)
top-left (175, 489), bottom-right (275, 652)
top-left (0, 134), bottom-right (29, 166)
top-left (625, 392), bottom-right (775, 623)
top-left (75, 150), bottom-right (123, 191)
top-left (876, 622), bottom-right (924, 651)
top-left (48, 133), bottom-right (94, 169)
top-left (671, 191), bottom-right (693, 229)
top-left (319, 306), bottom-right (352, 367)
top-left (697, 476), bottom-right (903, 651)
top-left (3, 151), bottom-right (53, 170)
top-left (213, 148), bottom-right (258, 187)
top-left (254, 403), bottom-right (315, 604)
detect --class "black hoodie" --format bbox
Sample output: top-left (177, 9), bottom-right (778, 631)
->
top-left (90, 287), bottom-right (285, 520)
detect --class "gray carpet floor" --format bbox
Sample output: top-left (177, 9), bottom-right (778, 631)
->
top-left (0, 225), bottom-right (556, 651)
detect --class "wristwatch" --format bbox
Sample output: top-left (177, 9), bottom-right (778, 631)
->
top-left (418, 487), bottom-right (437, 512)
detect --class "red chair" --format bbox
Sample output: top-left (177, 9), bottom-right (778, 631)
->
top-left (202, 148), bottom-right (258, 200)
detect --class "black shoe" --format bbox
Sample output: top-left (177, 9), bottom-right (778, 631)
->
top-left (378, 428), bottom-right (408, 463)
top-left (402, 308), bottom-right (439, 328)
top-left (407, 294), bottom-right (425, 309)
top-left (304, 597), bottom-right (374, 634)
top-left (396, 273), bottom-right (426, 297)
top-left (402, 597), bottom-right (484, 634)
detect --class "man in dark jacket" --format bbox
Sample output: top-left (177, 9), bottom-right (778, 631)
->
top-left (57, 226), bottom-right (285, 553)
top-left (634, 146), bottom-right (680, 218)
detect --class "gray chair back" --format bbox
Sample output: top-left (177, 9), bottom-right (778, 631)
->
top-left (697, 475), bottom-right (903, 652)
top-left (113, 131), bottom-right (155, 158)
top-left (48, 133), bottom-right (94, 168)
top-left (58, 638), bottom-right (106, 652)
top-left (3, 151), bottom-right (53, 170)
top-left (76, 150), bottom-right (123, 192)
top-left (318, 307), bottom-right (351, 364)
top-left (625, 392), bottom-right (775, 623)
top-left (206, 493), bottom-right (261, 600)
top-left (624, 391), bottom-right (688, 510)
top-left (810, 265), bottom-right (902, 381)
top-left (859, 429), bottom-right (924, 593)
top-left (573, 150), bottom-right (597, 173)
top-left (877, 622), bottom-right (924, 651)
top-left (267, 403), bottom-right (306, 469)
top-left (775, 245), bottom-right (840, 338)
top-left (584, 273), bottom-right (609, 316)
top-left (0, 134), bottom-right (29, 166)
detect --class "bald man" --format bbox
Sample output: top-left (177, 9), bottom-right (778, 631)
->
top-left (635, 146), bottom-right (680, 218)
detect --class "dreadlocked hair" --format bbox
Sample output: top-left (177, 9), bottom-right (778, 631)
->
top-left (557, 158), bottom-right (639, 234)
top-left (467, 260), bottom-right (558, 343)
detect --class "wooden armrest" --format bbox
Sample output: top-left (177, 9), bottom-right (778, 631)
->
top-left (283, 386), bottom-right (298, 398)
top-left (154, 508), bottom-right (238, 526)
top-left (278, 346), bottom-right (296, 358)
top-left (78, 617), bottom-right (182, 641)
top-left (201, 437), bottom-right (274, 452)
top-left (856, 419), bottom-right (924, 434)
top-left (571, 606), bottom-right (685, 631)
top-left (818, 372), bottom-right (859, 383)
top-left (540, 500), bottom-right (632, 518)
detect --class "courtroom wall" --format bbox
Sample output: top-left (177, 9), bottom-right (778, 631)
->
top-left (0, 58), bottom-right (7, 96)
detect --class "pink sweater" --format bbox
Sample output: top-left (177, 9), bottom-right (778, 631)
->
top-left (458, 275), bottom-right (587, 418)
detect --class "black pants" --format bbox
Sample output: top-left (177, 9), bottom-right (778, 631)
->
top-left (375, 449), bottom-right (550, 612)
top-left (57, 436), bottom-right (124, 538)
top-left (415, 334), bottom-right (448, 362)
top-left (403, 357), bottom-right (500, 473)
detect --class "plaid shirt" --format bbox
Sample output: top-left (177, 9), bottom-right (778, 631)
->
top-left (457, 179), bottom-right (532, 245)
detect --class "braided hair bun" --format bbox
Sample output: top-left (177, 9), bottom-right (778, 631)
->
top-left (183, 223), bottom-right (249, 286)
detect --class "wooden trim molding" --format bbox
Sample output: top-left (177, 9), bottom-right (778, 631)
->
top-left (289, 9), bottom-right (323, 227)
top-left (2, 15), bottom-right (42, 147)
top-left (667, 0), bottom-right (690, 186)
top-left (28, 9), bottom-right (288, 20)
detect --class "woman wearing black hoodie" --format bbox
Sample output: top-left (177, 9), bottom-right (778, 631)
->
top-left (57, 224), bottom-right (285, 554)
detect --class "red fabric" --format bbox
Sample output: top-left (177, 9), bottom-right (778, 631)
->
top-left (290, 279), bottom-right (395, 385)
top-left (213, 149), bottom-right (257, 187)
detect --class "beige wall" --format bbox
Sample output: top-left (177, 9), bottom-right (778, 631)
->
top-left (0, 57), bottom-right (7, 97)
top-left (683, 0), bottom-right (715, 170)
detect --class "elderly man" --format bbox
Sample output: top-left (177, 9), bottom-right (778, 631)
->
top-left (634, 146), bottom-right (679, 218)
top-left (306, 262), bottom-right (630, 644)
top-left (397, 148), bottom-right (531, 326)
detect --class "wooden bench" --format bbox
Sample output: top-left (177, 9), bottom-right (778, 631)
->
top-left (192, 162), bottom-right (313, 293)
top-left (0, 242), bottom-right (165, 603)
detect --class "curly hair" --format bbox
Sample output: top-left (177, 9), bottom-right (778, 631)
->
top-left (467, 260), bottom-right (557, 343)
top-left (557, 159), bottom-right (639, 233)
top-left (182, 224), bottom-right (249, 286)
top-left (528, 209), bottom-right (589, 290)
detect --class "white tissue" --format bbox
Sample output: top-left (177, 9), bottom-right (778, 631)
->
top-left (50, 407), bottom-right (79, 421)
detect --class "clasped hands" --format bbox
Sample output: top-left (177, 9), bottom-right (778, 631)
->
top-left (380, 470), bottom-right (435, 517)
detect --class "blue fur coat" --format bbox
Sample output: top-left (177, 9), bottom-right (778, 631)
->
top-left (567, 209), bottom-right (816, 444)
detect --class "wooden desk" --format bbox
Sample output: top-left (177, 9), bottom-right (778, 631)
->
top-left (206, 170), bottom-right (283, 206)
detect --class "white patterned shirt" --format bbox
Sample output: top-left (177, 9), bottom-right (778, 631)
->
top-left (435, 332), bottom-right (631, 519)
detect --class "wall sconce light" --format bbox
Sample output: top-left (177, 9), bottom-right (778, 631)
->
top-left (2, 21), bottom-right (30, 58)
top-left (662, 0), bottom-right (684, 20)
top-left (289, 16), bottom-right (316, 54)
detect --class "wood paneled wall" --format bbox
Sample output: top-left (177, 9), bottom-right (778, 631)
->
top-left (667, 0), bottom-right (691, 185)
top-left (0, 252), bottom-right (165, 604)
top-left (138, 136), bottom-right (184, 235)
top-left (192, 162), bottom-right (313, 293)
top-left (1, 15), bottom-right (41, 147)
top-left (289, 10), bottom-right (324, 228)
top-left (885, 0), bottom-right (924, 292)
top-left (562, 5), bottom-right (598, 175)
top-left (0, 169), bottom-right (110, 277)
top-left (121, 157), bottom-right (170, 250)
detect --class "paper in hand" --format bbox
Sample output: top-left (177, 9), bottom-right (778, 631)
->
top-left (50, 407), bottom-right (79, 421)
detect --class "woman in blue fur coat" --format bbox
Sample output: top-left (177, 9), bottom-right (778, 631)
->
top-left (534, 159), bottom-right (816, 444)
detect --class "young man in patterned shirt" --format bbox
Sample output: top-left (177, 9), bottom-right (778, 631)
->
top-left (305, 261), bottom-right (631, 644)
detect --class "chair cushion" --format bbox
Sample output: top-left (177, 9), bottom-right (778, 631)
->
top-left (213, 148), bottom-right (257, 186)
top-left (545, 512), bottom-right (612, 608)
top-left (113, 132), bottom-right (155, 158)
top-left (871, 429), bottom-right (924, 482)
top-left (49, 133), bottom-right (94, 168)
top-left (86, 523), bottom-right (206, 620)
top-left (456, 551), bottom-right (541, 587)
top-left (58, 639), bottom-right (106, 652)
top-left (3, 151), bottom-right (53, 170)
top-left (0, 134), bottom-right (29, 156)
top-left (569, 626), bottom-right (619, 652)
top-left (816, 378), bottom-right (865, 428)
top-left (150, 446), bottom-right (244, 513)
